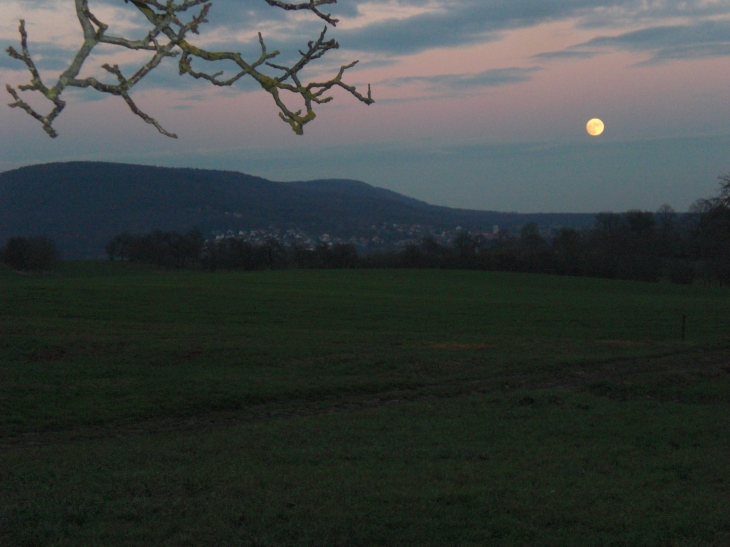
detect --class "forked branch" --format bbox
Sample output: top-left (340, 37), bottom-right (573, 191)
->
top-left (264, 0), bottom-right (339, 26)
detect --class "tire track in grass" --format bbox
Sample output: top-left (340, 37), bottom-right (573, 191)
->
top-left (1, 347), bottom-right (729, 450)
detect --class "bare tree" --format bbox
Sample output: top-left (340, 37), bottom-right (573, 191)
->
top-left (716, 173), bottom-right (730, 209)
top-left (5, 0), bottom-right (373, 138)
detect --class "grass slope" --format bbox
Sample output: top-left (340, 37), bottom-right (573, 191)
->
top-left (1, 264), bottom-right (729, 546)
top-left (0, 263), bottom-right (18, 278)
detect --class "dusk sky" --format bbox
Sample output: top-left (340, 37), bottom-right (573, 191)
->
top-left (2, 0), bottom-right (730, 212)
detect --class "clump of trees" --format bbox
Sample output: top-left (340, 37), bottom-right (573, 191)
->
top-left (0, 236), bottom-right (62, 272)
top-left (105, 229), bottom-right (205, 268)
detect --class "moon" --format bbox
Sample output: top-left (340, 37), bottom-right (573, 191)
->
top-left (586, 118), bottom-right (605, 136)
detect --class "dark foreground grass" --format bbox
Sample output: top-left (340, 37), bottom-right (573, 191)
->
top-left (3, 382), bottom-right (730, 547)
top-left (1, 263), bottom-right (729, 546)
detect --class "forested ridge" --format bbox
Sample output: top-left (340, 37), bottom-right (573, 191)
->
top-left (3, 162), bottom-right (730, 285)
top-left (0, 162), bottom-right (594, 258)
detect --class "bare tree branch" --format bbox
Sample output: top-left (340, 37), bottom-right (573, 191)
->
top-left (5, 0), bottom-right (372, 138)
top-left (264, 0), bottom-right (339, 26)
top-left (5, 20), bottom-right (66, 138)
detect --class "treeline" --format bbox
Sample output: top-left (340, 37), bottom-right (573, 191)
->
top-left (389, 178), bottom-right (730, 286)
top-left (375, 210), bottom-right (714, 284)
top-left (104, 229), bottom-right (205, 269)
top-left (8, 174), bottom-right (729, 284)
top-left (103, 229), bottom-right (359, 270)
top-left (0, 237), bottom-right (62, 272)
top-left (101, 196), bottom-right (730, 285)
top-left (373, 197), bottom-right (730, 285)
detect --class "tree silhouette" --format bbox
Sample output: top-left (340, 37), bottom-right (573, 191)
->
top-left (5, 0), bottom-right (373, 138)
top-left (714, 173), bottom-right (730, 209)
top-left (1, 237), bottom-right (62, 271)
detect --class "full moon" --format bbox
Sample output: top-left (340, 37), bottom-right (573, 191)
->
top-left (586, 118), bottom-right (605, 136)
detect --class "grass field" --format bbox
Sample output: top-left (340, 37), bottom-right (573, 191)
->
top-left (1, 263), bottom-right (729, 546)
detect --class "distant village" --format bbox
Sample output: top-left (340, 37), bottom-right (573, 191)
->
top-left (209, 220), bottom-right (520, 252)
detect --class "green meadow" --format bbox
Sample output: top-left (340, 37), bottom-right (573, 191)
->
top-left (1, 263), bottom-right (729, 546)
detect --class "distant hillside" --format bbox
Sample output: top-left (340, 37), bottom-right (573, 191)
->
top-left (0, 162), bottom-right (596, 258)
top-left (286, 179), bottom-right (430, 207)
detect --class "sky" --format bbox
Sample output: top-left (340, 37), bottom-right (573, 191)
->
top-left (2, 0), bottom-right (730, 213)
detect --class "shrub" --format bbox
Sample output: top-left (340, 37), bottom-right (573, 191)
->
top-left (0, 236), bottom-right (62, 271)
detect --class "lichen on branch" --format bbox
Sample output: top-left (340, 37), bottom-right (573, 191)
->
top-left (5, 0), bottom-right (373, 138)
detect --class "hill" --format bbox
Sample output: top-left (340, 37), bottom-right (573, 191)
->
top-left (0, 162), bottom-right (596, 258)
